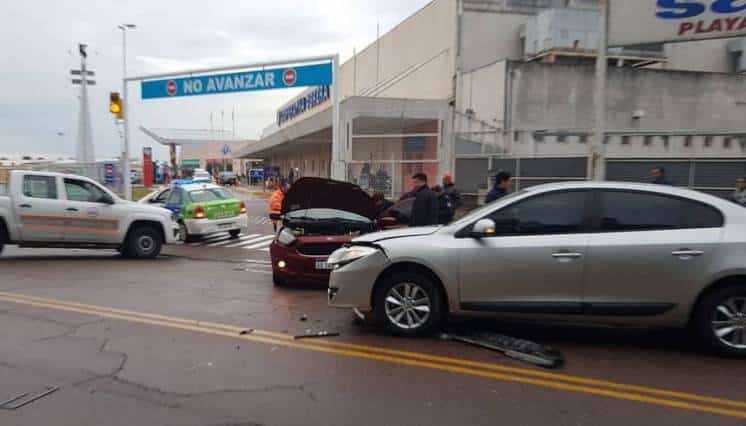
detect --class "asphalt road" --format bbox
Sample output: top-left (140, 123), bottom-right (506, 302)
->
top-left (0, 193), bottom-right (744, 425)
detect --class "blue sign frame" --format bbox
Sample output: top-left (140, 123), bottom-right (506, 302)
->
top-left (141, 63), bottom-right (332, 100)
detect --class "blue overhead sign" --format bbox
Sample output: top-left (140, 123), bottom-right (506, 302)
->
top-left (141, 63), bottom-right (332, 100)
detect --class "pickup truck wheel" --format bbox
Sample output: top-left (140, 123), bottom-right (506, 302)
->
top-left (124, 226), bottom-right (162, 259)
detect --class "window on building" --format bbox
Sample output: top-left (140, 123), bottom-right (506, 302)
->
top-left (643, 135), bottom-right (653, 146)
top-left (724, 137), bottom-right (733, 149)
top-left (513, 131), bottom-right (521, 142)
top-left (578, 134), bottom-right (588, 144)
top-left (684, 136), bottom-right (693, 147)
top-left (557, 134), bottom-right (567, 143)
top-left (621, 135), bottom-right (630, 145)
top-left (661, 135), bottom-right (669, 147)
top-left (704, 136), bottom-right (713, 147)
top-left (603, 136), bottom-right (610, 144)
top-left (22, 175), bottom-right (57, 199)
top-left (533, 133), bottom-right (545, 143)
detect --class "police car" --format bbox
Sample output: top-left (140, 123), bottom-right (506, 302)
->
top-left (163, 181), bottom-right (247, 242)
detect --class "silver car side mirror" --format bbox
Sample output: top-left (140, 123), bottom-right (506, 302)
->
top-left (471, 218), bottom-right (496, 238)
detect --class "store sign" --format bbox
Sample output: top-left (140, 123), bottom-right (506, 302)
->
top-left (277, 86), bottom-right (330, 126)
top-left (609, 0), bottom-right (746, 46)
top-left (141, 63), bottom-right (332, 100)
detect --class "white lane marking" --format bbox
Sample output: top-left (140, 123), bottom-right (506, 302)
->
top-left (221, 234), bottom-right (263, 248)
top-left (189, 233), bottom-right (228, 246)
top-left (208, 234), bottom-right (260, 247)
top-left (242, 236), bottom-right (276, 250)
top-left (259, 247), bottom-right (270, 252)
top-left (205, 237), bottom-right (239, 247)
top-left (243, 259), bottom-right (271, 264)
top-left (227, 234), bottom-right (275, 247)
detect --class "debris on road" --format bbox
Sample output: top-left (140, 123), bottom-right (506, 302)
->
top-left (293, 331), bottom-right (340, 340)
top-left (238, 329), bottom-right (253, 335)
top-left (443, 329), bottom-right (564, 369)
top-left (0, 386), bottom-right (59, 410)
top-left (300, 314), bottom-right (308, 322)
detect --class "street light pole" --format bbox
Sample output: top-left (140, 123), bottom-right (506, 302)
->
top-left (118, 24), bottom-right (136, 200)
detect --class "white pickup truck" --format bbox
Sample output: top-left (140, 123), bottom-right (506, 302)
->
top-left (0, 170), bottom-right (178, 258)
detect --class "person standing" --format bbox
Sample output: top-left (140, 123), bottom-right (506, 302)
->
top-left (442, 174), bottom-right (462, 211)
top-left (485, 171), bottom-right (511, 204)
top-left (432, 185), bottom-right (454, 225)
top-left (732, 176), bottom-right (746, 207)
top-left (650, 167), bottom-right (672, 185)
top-left (372, 191), bottom-right (394, 217)
top-left (409, 173), bottom-right (438, 227)
top-left (268, 181), bottom-right (285, 232)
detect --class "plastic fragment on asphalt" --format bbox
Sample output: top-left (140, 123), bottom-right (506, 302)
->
top-left (0, 386), bottom-right (59, 410)
top-left (443, 329), bottom-right (564, 369)
top-left (293, 331), bottom-right (340, 340)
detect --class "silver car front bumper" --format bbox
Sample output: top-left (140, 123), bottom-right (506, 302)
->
top-left (327, 249), bottom-right (390, 310)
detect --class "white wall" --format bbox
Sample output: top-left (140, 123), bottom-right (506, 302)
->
top-left (664, 39), bottom-right (734, 73)
top-left (458, 60), bottom-right (507, 126)
top-left (460, 11), bottom-right (526, 71)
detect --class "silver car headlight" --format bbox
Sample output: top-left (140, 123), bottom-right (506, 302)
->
top-left (277, 228), bottom-right (297, 246)
top-left (328, 245), bottom-right (379, 268)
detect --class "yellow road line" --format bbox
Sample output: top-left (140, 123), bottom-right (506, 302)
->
top-left (1, 291), bottom-right (743, 410)
top-left (0, 291), bottom-right (744, 419)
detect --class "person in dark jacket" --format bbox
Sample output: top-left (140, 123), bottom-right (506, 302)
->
top-left (485, 171), bottom-right (512, 204)
top-left (650, 167), bottom-right (672, 185)
top-left (442, 174), bottom-right (462, 210)
top-left (409, 173), bottom-right (439, 226)
top-left (372, 191), bottom-right (394, 217)
top-left (432, 185), bottom-right (454, 225)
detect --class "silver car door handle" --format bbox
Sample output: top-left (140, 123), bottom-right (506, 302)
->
top-left (672, 250), bottom-right (704, 257)
top-left (552, 252), bottom-right (582, 259)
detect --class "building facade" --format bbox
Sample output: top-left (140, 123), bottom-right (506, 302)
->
top-left (237, 0), bottom-right (746, 199)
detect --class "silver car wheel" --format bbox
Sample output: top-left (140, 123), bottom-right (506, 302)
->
top-left (384, 282), bottom-right (431, 330)
top-left (711, 297), bottom-right (746, 349)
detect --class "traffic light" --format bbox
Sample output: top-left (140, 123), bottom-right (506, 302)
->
top-left (109, 92), bottom-right (123, 120)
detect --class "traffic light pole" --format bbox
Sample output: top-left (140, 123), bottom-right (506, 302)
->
top-left (122, 79), bottom-right (132, 201)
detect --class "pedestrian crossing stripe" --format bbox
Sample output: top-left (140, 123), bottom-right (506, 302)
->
top-left (177, 232), bottom-right (275, 251)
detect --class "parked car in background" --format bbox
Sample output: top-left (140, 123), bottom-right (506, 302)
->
top-left (0, 170), bottom-right (177, 258)
top-left (192, 169), bottom-right (212, 183)
top-left (164, 182), bottom-right (247, 242)
top-left (219, 171), bottom-right (238, 186)
top-left (139, 187), bottom-right (171, 206)
top-left (270, 178), bottom-right (411, 286)
top-left (328, 181), bottom-right (746, 357)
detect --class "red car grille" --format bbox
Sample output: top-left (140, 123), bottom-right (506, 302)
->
top-left (297, 243), bottom-right (344, 256)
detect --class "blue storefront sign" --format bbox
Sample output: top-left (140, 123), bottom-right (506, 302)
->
top-left (141, 63), bottom-right (333, 100)
top-left (277, 86), bottom-right (330, 125)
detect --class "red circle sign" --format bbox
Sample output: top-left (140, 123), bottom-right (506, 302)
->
top-left (166, 80), bottom-right (177, 96)
top-left (283, 68), bottom-right (297, 86)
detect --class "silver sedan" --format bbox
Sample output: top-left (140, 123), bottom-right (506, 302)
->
top-left (327, 182), bottom-right (746, 357)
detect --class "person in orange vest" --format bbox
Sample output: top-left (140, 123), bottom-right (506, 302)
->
top-left (268, 181), bottom-right (285, 232)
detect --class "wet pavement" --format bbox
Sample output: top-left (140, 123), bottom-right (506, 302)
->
top-left (0, 198), bottom-right (744, 425)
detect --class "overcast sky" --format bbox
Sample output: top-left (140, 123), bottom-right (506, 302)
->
top-left (0, 0), bottom-right (431, 161)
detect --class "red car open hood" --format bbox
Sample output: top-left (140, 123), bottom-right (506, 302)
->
top-left (282, 177), bottom-right (376, 220)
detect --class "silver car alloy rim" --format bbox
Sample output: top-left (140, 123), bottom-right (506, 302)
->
top-left (137, 235), bottom-right (155, 254)
top-left (384, 282), bottom-right (431, 330)
top-left (711, 297), bottom-right (746, 349)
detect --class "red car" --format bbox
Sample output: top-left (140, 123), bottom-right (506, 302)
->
top-left (270, 178), bottom-right (410, 286)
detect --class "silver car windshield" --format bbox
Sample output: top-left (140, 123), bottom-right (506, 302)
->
top-left (449, 189), bottom-right (527, 227)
